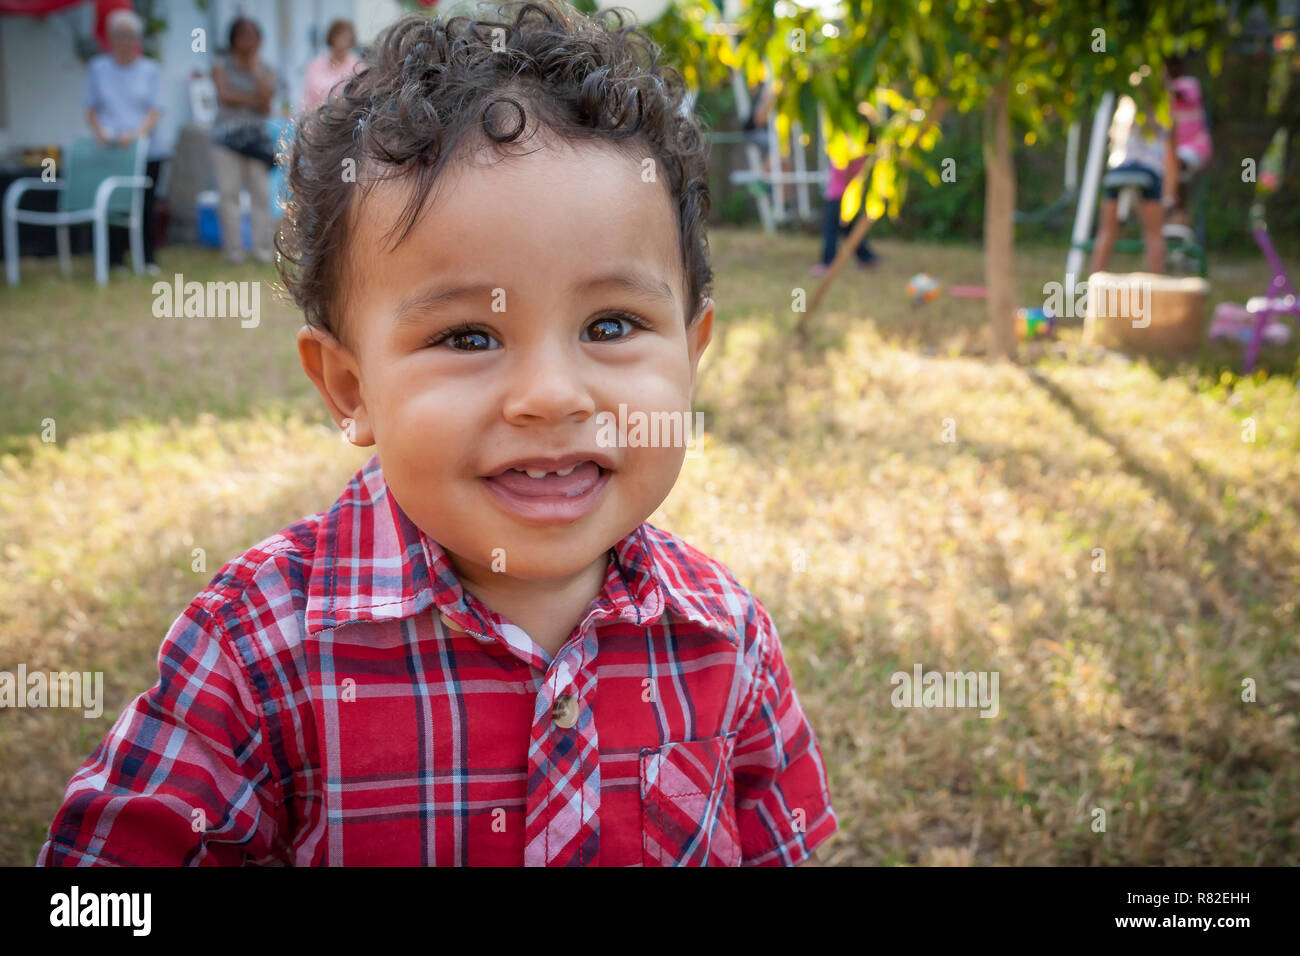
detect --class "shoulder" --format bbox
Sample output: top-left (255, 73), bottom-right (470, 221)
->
top-left (184, 510), bottom-right (324, 660)
top-left (641, 522), bottom-right (746, 592)
top-left (639, 522), bottom-right (776, 654)
top-left (639, 525), bottom-right (796, 731)
top-left (304, 55), bottom-right (330, 81)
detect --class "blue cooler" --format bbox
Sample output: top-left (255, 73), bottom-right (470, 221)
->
top-left (196, 190), bottom-right (251, 248)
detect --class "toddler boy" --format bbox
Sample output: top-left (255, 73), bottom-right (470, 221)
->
top-left (38, 0), bottom-right (836, 866)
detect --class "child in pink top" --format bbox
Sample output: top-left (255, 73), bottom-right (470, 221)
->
top-left (814, 153), bottom-right (876, 276)
top-left (826, 155), bottom-right (867, 201)
top-left (1164, 55), bottom-right (1212, 226)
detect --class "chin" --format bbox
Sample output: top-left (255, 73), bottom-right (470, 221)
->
top-left (479, 541), bottom-right (610, 581)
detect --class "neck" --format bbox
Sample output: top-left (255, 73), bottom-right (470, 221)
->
top-left (450, 549), bottom-right (611, 653)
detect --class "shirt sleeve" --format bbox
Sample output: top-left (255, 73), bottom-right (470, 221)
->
top-left (82, 60), bottom-right (101, 112)
top-left (300, 57), bottom-right (325, 113)
top-left (36, 603), bottom-right (289, 866)
top-left (263, 59), bottom-right (283, 99)
top-left (732, 599), bottom-right (838, 865)
top-left (146, 59), bottom-right (164, 113)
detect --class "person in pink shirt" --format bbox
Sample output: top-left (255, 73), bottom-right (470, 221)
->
top-left (1163, 54), bottom-right (1212, 228)
top-left (813, 152), bottom-right (877, 276)
top-left (300, 19), bottom-right (361, 114)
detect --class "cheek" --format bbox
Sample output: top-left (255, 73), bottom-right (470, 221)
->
top-left (370, 364), bottom-right (483, 438)
top-left (362, 381), bottom-right (483, 507)
top-left (626, 445), bottom-right (686, 487)
top-left (593, 343), bottom-right (695, 406)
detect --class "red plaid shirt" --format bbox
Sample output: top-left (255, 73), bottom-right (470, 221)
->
top-left (37, 455), bottom-right (837, 866)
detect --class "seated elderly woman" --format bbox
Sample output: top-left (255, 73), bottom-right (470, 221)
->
top-left (82, 8), bottom-right (165, 273)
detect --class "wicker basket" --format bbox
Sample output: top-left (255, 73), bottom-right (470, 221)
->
top-left (1083, 272), bottom-right (1209, 354)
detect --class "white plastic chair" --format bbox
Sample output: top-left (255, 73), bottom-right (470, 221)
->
top-left (3, 137), bottom-right (153, 286)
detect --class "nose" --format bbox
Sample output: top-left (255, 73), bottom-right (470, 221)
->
top-left (500, 338), bottom-right (597, 425)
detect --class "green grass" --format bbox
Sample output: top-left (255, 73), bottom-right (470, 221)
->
top-left (2, 235), bottom-right (1297, 866)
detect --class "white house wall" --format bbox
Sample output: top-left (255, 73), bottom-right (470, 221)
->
top-left (1, 0), bottom-right (389, 159)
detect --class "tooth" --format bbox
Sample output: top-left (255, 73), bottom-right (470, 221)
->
top-left (554, 464), bottom-right (577, 477)
top-left (525, 468), bottom-right (549, 479)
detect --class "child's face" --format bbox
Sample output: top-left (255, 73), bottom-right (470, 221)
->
top-left (298, 137), bottom-right (714, 584)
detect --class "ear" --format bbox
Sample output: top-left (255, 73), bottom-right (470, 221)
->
top-left (296, 324), bottom-right (375, 446)
top-left (685, 297), bottom-right (715, 399)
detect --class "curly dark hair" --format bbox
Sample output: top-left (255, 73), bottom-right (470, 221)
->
top-left (275, 0), bottom-right (713, 344)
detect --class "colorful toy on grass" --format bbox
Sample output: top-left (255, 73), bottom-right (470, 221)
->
top-left (1209, 301), bottom-right (1293, 347)
top-left (1016, 306), bottom-right (1056, 340)
top-left (907, 272), bottom-right (942, 304)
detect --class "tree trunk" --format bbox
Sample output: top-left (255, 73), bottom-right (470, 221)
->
top-left (797, 165), bottom-right (878, 336)
top-left (983, 82), bottom-right (1017, 360)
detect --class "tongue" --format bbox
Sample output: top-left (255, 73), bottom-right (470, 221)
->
top-left (485, 461), bottom-right (601, 497)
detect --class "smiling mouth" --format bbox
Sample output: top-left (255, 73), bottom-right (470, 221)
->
top-left (482, 461), bottom-right (607, 498)
top-left (479, 459), bottom-right (613, 524)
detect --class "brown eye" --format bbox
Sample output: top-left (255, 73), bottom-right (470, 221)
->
top-left (424, 324), bottom-right (500, 351)
top-left (582, 312), bottom-right (646, 343)
top-left (449, 330), bottom-right (495, 351)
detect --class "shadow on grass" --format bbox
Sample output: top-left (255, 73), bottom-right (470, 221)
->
top-left (1022, 365), bottom-right (1293, 630)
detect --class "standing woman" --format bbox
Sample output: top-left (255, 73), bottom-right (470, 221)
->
top-left (83, 9), bottom-right (165, 273)
top-left (300, 19), bottom-right (361, 114)
top-left (211, 17), bottom-right (276, 265)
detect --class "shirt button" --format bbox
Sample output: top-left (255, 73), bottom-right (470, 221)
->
top-left (552, 694), bottom-right (579, 729)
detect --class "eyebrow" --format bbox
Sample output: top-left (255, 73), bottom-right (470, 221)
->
top-left (393, 270), bottom-right (677, 326)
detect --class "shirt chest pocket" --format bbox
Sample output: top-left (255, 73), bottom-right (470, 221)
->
top-left (639, 730), bottom-right (741, 866)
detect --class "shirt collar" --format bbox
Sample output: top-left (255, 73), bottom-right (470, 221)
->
top-left (304, 455), bottom-right (739, 645)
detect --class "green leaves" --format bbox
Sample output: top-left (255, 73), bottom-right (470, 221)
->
top-left (646, 0), bottom-right (1267, 215)
top-left (644, 0), bottom-right (1271, 279)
